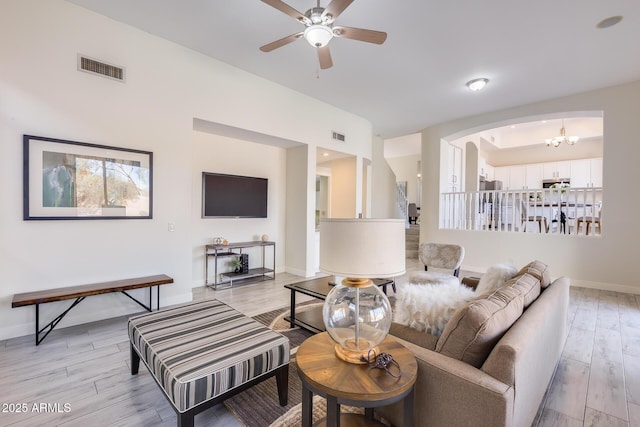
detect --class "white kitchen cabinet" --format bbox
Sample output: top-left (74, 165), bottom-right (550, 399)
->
top-left (485, 164), bottom-right (495, 181)
top-left (590, 159), bottom-right (603, 187)
top-left (479, 157), bottom-right (486, 177)
top-left (543, 161), bottom-right (571, 179)
top-left (526, 164), bottom-right (544, 189)
top-left (479, 158), bottom-right (495, 181)
top-left (494, 166), bottom-right (510, 189)
top-left (494, 166), bottom-right (526, 190)
top-left (509, 166), bottom-right (526, 190)
top-left (446, 144), bottom-right (463, 192)
top-left (571, 158), bottom-right (602, 187)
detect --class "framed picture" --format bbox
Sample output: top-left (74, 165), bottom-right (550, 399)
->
top-left (23, 135), bottom-right (153, 220)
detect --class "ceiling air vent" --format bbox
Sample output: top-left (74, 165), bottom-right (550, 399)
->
top-left (332, 131), bottom-right (346, 142)
top-left (77, 54), bottom-right (125, 82)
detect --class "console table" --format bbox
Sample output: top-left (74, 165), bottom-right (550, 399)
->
top-left (204, 241), bottom-right (275, 290)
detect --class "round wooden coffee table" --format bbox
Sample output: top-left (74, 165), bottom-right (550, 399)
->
top-left (296, 332), bottom-right (417, 427)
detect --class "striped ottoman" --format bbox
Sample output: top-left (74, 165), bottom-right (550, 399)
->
top-left (128, 299), bottom-right (289, 427)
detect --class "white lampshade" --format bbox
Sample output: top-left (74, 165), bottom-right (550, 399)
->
top-left (319, 218), bottom-right (405, 364)
top-left (319, 218), bottom-right (406, 278)
top-left (304, 24), bottom-right (334, 48)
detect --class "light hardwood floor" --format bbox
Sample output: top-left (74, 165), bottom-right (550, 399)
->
top-left (1, 261), bottom-right (639, 427)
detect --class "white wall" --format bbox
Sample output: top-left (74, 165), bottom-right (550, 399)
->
top-left (0, 0), bottom-right (373, 339)
top-left (191, 132), bottom-right (287, 283)
top-left (329, 157), bottom-right (358, 218)
top-left (487, 137), bottom-right (604, 166)
top-left (371, 137), bottom-right (399, 218)
top-left (387, 154), bottom-right (422, 205)
top-left (285, 146), bottom-right (315, 277)
top-left (420, 80), bottom-right (640, 294)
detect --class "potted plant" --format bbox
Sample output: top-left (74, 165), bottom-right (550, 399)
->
top-left (230, 258), bottom-right (243, 273)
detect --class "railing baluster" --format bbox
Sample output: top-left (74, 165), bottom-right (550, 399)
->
top-left (439, 187), bottom-right (603, 236)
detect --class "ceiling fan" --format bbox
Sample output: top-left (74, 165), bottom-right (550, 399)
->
top-left (259, 0), bottom-right (387, 69)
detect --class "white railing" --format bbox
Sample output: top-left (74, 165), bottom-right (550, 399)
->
top-left (440, 187), bottom-right (603, 235)
top-left (397, 182), bottom-right (409, 227)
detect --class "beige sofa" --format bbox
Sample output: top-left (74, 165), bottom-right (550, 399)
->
top-left (380, 261), bottom-right (570, 427)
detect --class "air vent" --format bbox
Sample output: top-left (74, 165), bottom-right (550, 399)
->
top-left (332, 131), bottom-right (346, 142)
top-left (77, 54), bottom-right (125, 82)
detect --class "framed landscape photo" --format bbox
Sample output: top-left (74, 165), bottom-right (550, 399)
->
top-left (23, 135), bottom-right (153, 220)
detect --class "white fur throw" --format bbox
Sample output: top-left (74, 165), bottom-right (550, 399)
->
top-left (394, 283), bottom-right (476, 336)
top-left (475, 262), bottom-right (518, 295)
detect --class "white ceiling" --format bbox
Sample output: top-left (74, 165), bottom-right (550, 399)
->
top-left (465, 116), bottom-right (604, 151)
top-left (66, 0), bottom-right (640, 139)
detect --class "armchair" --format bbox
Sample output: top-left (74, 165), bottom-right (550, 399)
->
top-left (409, 243), bottom-right (465, 286)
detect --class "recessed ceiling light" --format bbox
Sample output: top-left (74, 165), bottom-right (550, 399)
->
top-left (597, 16), bottom-right (623, 29)
top-left (466, 78), bottom-right (489, 91)
top-left (323, 152), bottom-right (330, 156)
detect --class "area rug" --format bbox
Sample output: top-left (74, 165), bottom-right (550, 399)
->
top-left (223, 303), bottom-right (317, 426)
top-left (224, 301), bottom-right (393, 427)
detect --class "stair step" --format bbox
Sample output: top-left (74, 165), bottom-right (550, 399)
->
top-left (406, 249), bottom-right (418, 259)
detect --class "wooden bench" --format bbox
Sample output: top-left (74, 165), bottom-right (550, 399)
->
top-left (12, 274), bottom-right (173, 345)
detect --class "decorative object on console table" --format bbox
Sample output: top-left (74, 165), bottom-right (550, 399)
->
top-left (204, 241), bottom-right (276, 289)
top-left (230, 258), bottom-right (243, 273)
top-left (319, 218), bottom-right (406, 364)
top-left (240, 253), bottom-right (249, 273)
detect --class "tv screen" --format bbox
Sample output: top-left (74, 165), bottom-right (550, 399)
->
top-left (202, 172), bottom-right (268, 218)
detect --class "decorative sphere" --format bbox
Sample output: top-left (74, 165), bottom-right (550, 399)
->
top-left (261, 234), bottom-right (269, 242)
top-left (322, 282), bottom-right (392, 354)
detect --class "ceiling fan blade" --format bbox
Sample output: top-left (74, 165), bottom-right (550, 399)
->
top-left (260, 32), bottom-right (303, 52)
top-left (261, 0), bottom-right (310, 24)
top-left (333, 25), bottom-right (387, 44)
top-left (318, 46), bottom-right (333, 69)
top-left (322, 0), bottom-right (354, 21)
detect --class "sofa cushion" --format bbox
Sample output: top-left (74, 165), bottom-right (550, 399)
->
top-left (394, 282), bottom-right (476, 336)
top-left (504, 273), bottom-right (541, 308)
top-left (435, 286), bottom-right (524, 368)
top-left (518, 260), bottom-right (551, 289)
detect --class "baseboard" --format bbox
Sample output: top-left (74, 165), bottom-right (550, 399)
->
top-left (0, 291), bottom-right (192, 342)
top-left (570, 279), bottom-right (640, 295)
top-left (284, 266), bottom-right (317, 278)
top-left (462, 264), bottom-right (640, 295)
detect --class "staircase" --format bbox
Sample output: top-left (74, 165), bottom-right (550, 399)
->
top-left (405, 225), bottom-right (420, 259)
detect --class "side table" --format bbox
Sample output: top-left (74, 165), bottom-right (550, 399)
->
top-left (296, 332), bottom-right (417, 427)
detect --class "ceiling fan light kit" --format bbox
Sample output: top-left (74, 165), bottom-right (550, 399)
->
top-left (260, 0), bottom-right (387, 69)
top-left (304, 24), bottom-right (333, 47)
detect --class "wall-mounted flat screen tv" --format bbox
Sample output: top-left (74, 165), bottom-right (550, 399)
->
top-left (202, 172), bottom-right (268, 218)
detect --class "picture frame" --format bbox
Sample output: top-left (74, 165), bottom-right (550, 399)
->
top-left (23, 135), bottom-right (153, 220)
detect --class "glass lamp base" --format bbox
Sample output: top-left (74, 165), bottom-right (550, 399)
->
top-left (334, 342), bottom-right (380, 365)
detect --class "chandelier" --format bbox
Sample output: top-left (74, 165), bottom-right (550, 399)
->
top-left (545, 119), bottom-right (579, 147)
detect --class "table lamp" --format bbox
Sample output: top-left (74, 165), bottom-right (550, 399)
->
top-left (319, 218), bottom-right (406, 364)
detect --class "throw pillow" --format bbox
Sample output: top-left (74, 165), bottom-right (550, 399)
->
top-left (393, 282), bottom-right (476, 336)
top-left (475, 262), bottom-right (518, 295)
top-left (504, 272), bottom-right (541, 308)
top-left (436, 286), bottom-right (524, 368)
top-left (518, 260), bottom-right (552, 289)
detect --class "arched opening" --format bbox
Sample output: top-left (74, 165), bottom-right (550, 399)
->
top-left (440, 112), bottom-right (603, 235)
